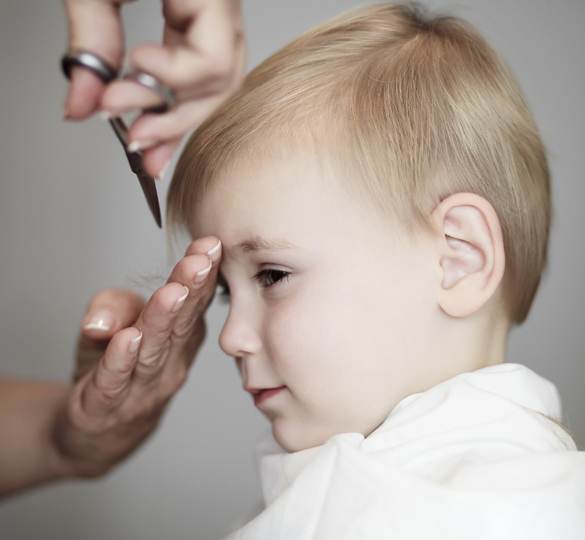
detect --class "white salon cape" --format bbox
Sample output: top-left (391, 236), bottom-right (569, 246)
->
top-left (225, 364), bottom-right (585, 539)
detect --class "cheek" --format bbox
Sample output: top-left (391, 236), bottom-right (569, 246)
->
top-left (263, 277), bottom-right (372, 385)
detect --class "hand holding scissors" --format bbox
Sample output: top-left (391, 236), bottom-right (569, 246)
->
top-left (61, 0), bottom-right (246, 180)
top-left (62, 51), bottom-right (165, 227)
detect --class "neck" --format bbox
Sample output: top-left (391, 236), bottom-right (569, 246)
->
top-left (408, 303), bottom-right (510, 397)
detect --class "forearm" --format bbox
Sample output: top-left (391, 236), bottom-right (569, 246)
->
top-left (0, 378), bottom-right (74, 498)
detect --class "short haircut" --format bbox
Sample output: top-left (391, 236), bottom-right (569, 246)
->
top-left (168, 2), bottom-right (551, 324)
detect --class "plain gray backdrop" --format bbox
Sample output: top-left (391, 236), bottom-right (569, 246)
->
top-left (0, 1), bottom-right (583, 538)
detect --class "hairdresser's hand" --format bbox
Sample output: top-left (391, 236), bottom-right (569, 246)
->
top-left (63, 0), bottom-right (246, 179)
top-left (54, 237), bottom-right (221, 477)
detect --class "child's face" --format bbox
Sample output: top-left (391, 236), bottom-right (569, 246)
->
top-left (191, 146), bottom-right (440, 453)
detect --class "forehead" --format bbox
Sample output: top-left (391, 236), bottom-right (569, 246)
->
top-left (189, 144), bottom-right (372, 242)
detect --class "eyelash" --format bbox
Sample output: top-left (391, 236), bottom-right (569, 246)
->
top-left (253, 268), bottom-right (291, 288)
top-left (217, 268), bottom-right (291, 302)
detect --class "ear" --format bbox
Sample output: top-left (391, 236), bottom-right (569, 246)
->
top-left (431, 193), bottom-right (505, 318)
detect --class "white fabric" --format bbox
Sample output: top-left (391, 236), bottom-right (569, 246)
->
top-left (225, 364), bottom-right (585, 539)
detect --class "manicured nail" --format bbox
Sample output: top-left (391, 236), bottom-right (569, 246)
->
top-left (128, 140), bottom-right (156, 153)
top-left (99, 110), bottom-right (112, 121)
top-left (195, 259), bottom-right (212, 283)
top-left (127, 141), bottom-right (142, 153)
top-left (207, 240), bottom-right (221, 257)
top-left (157, 159), bottom-right (171, 181)
top-left (128, 332), bottom-right (143, 354)
top-left (172, 286), bottom-right (190, 313)
top-left (84, 310), bottom-right (116, 331)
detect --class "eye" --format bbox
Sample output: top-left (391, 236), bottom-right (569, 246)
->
top-left (253, 268), bottom-right (291, 288)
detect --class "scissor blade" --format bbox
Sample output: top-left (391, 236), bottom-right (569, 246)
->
top-left (108, 118), bottom-right (162, 228)
top-left (136, 171), bottom-right (162, 228)
top-left (109, 117), bottom-right (128, 147)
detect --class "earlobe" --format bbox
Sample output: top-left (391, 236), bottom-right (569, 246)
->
top-left (432, 193), bottom-right (505, 318)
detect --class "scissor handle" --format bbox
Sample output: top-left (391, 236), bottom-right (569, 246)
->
top-left (60, 49), bottom-right (164, 228)
top-left (61, 50), bottom-right (118, 83)
top-left (123, 71), bottom-right (175, 113)
top-left (61, 50), bottom-right (174, 114)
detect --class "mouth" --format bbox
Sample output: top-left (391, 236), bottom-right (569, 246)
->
top-left (247, 386), bottom-right (286, 406)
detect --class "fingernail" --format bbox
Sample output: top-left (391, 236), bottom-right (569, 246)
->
top-left (207, 240), bottom-right (222, 257)
top-left (99, 110), bottom-right (112, 121)
top-left (84, 310), bottom-right (116, 331)
top-left (127, 141), bottom-right (142, 153)
top-left (172, 286), bottom-right (190, 313)
top-left (128, 332), bottom-right (143, 354)
top-left (128, 140), bottom-right (156, 153)
top-left (157, 159), bottom-right (171, 181)
top-left (195, 259), bottom-right (212, 284)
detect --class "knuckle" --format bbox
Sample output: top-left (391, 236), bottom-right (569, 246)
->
top-left (65, 398), bottom-right (90, 429)
top-left (171, 319), bottom-right (194, 341)
top-left (138, 342), bottom-right (171, 373)
top-left (137, 358), bottom-right (164, 375)
top-left (94, 384), bottom-right (124, 406)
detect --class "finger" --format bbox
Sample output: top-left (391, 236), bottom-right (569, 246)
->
top-left (82, 327), bottom-right (142, 417)
top-left (65, 67), bottom-right (107, 120)
top-left (141, 137), bottom-right (182, 180)
top-left (75, 289), bottom-right (144, 381)
top-left (100, 88), bottom-right (227, 180)
top-left (128, 44), bottom-right (231, 96)
top-left (132, 282), bottom-right (192, 381)
top-left (122, 3), bottom-right (244, 111)
top-left (63, 0), bottom-right (128, 118)
top-left (126, 94), bottom-right (229, 149)
top-left (162, 238), bottom-right (222, 363)
top-left (81, 288), bottom-right (145, 341)
top-left (100, 79), bottom-right (169, 116)
top-left (131, 241), bottom-right (221, 390)
top-left (132, 0), bottom-right (243, 92)
top-left (166, 251), bottom-right (217, 341)
top-left (65, 0), bottom-right (128, 63)
top-left (142, 242), bottom-right (221, 389)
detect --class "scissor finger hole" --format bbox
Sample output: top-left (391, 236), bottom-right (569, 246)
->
top-left (61, 50), bottom-right (118, 83)
top-left (122, 71), bottom-right (176, 113)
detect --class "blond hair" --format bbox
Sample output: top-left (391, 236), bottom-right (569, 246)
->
top-left (168, 2), bottom-right (551, 324)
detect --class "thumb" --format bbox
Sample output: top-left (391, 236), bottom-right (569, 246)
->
top-left (81, 288), bottom-right (145, 341)
top-left (63, 0), bottom-right (127, 119)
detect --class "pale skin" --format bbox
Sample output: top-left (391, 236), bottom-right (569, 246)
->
top-left (0, 143), bottom-right (511, 493)
top-left (0, 236), bottom-right (222, 498)
top-left (190, 145), bottom-right (511, 452)
top-left (62, 0), bottom-right (246, 178)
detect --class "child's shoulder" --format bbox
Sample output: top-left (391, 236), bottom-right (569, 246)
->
top-left (240, 364), bottom-right (585, 540)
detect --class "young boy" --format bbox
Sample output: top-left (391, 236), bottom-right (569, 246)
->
top-left (167, 3), bottom-right (585, 538)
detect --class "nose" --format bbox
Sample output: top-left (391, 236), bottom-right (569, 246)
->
top-left (219, 301), bottom-right (262, 358)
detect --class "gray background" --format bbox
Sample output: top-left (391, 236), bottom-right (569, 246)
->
top-left (0, 0), bottom-right (583, 538)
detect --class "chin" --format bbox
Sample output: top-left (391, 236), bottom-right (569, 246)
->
top-left (272, 419), bottom-right (328, 453)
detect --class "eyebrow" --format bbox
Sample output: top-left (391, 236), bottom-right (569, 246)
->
top-left (233, 236), bottom-right (297, 254)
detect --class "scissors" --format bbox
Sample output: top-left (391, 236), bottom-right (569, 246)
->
top-left (61, 50), bottom-right (176, 228)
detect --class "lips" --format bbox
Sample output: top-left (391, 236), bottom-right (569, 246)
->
top-left (248, 386), bottom-right (286, 406)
